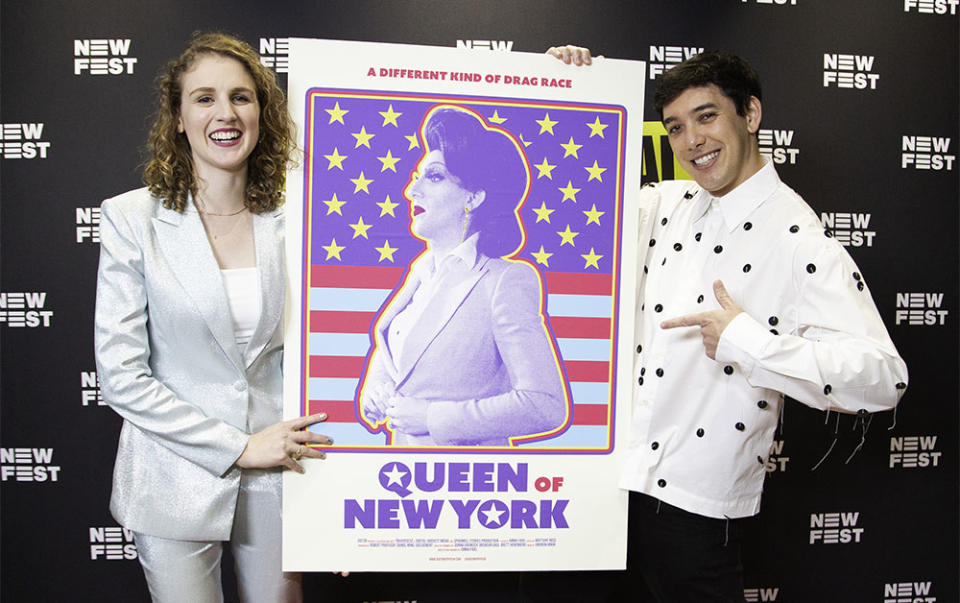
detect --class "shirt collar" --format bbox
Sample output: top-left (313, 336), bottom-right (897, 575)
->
top-left (413, 233), bottom-right (480, 280)
top-left (691, 159), bottom-right (780, 232)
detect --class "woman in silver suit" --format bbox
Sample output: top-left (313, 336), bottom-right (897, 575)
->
top-left (94, 33), bottom-right (330, 602)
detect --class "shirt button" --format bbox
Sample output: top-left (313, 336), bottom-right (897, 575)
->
top-left (723, 365), bottom-right (734, 375)
top-left (697, 294), bottom-right (704, 303)
top-left (742, 264), bottom-right (751, 273)
top-left (789, 225), bottom-right (799, 233)
top-left (896, 382), bottom-right (907, 390)
top-left (823, 384), bottom-right (832, 395)
top-left (853, 272), bottom-right (862, 281)
top-left (696, 428), bottom-right (705, 437)
top-left (640, 367), bottom-right (646, 376)
top-left (661, 217), bottom-right (668, 226)
top-left (655, 368), bottom-right (664, 377)
top-left (714, 245), bottom-right (723, 254)
top-left (654, 304), bottom-right (663, 312)
top-left (757, 400), bottom-right (768, 409)
top-left (695, 232), bottom-right (702, 242)
top-left (768, 316), bottom-right (779, 326)
top-left (651, 441), bottom-right (659, 450)
top-left (735, 422), bottom-right (745, 431)
top-left (234, 380), bottom-right (247, 392)
top-left (857, 281), bottom-right (864, 291)
top-left (638, 377), bottom-right (644, 386)
top-left (674, 243), bottom-right (683, 251)
top-left (657, 479), bottom-right (666, 488)
top-left (744, 222), bottom-right (752, 231)
top-left (806, 263), bottom-right (817, 274)
top-left (649, 238), bottom-right (657, 247)
top-left (636, 344), bottom-right (642, 354)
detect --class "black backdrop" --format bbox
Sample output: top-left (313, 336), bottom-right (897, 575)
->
top-left (2, 1), bottom-right (957, 601)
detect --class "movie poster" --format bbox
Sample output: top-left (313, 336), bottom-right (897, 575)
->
top-left (283, 38), bottom-right (645, 571)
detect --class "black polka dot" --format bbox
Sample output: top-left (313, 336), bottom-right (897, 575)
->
top-left (674, 242), bottom-right (683, 251)
top-left (724, 365), bottom-right (734, 375)
top-left (649, 239), bottom-right (656, 247)
top-left (651, 441), bottom-right (659, 450)
top-left (896, 382), bottom-right (907, 390)
top-left (697, 294), bottom-right (704, 303)
top-left (657, 479), bottom-right (666, 488)
top-left (806, 263), bottom-right (817, 274)
top-left (857, 281), bottom-right (864, 291)
top-left (743, 264), bottom-right (751, 273)
top-left (823, 384), bottom-right (832, 395)
top-left (661, 257), bottom-right (667, 266)
top-left (757, 400), bottom-right (768, 409)
top-left (696, 428), bottom-right (705, 437)
top-left (757, 456), bottom-right (764, 464)
top-left (824, 228), bottom-right (834, 238)
top-left (770, 329), bottom-right (779, 335)
top-left (644, 266), bottom-right (648, 274)
top-left (744, 222), bottom-right (752, 231)
top-left (640, 367), bottom-right (646, 376)
top-left (695, 232), bottom-right (702, 242)
top-left (655, 368), bottom-right (664, 377)
top-left (636, 345), bottom-right (642, 354)
top-left (638, 377), bottom-right (644, 386)
top-left (714, 245), bottom-right (723, 254)
top-left (789, 225), bottom-right (799, 233)
top-left (661, 217), bottom-right (668, 226)
top-left (768, 316), bottom-right (779, 326)
top-left (641, 304), bottom-right (645, 312)
top-left (852, 272), bottom-right (862, 281)
top-left (735, 422), bottom-right (745, 431)
top-left (654, 304), bottom-right (663, 313)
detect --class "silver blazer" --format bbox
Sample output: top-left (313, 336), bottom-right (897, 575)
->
top-left (94, 187), bottom-right (284, 541)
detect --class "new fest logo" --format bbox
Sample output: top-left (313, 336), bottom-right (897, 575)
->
top-left (0, 447), bottom-right (61, 482)
top-left (758, 127), bottom-right (800, 165)
top-left (820, 210), bottom-right (876, 247)
top-left (895, 292), bottom-right (948, 326)
top-left (0, 292), bottom-right (53, 328)
top-left (823, 52), bottom-right (879, 90)
top-left (763, 439), bottom-right (789, 473)
top-left (648, 45), bottom-right (703, 79)
top-left (0, 123), bottom-right (50, 160)
top-left (890, 435), bottom-right (941, 468)
top-left (74, 39), bottom-right (137, 75)
top-left (901, 135), bottom-right (954, 171)
top-left (76, 206), bottom-right (101, 243)
top-left (455, 40), bottom-right (514, 51)
top-left (745, 587), bottom-right (780, 602)
top-left (259, 37), bottom-right (289, 73)
top-left (81, 371), bottom-right (104, 407)
top-left (89, 526), bottom-right (137, 560)
top-left (904, 0), bottom-right (958, 14)
top-left (884, 580), bottom-right (937, 602)
top-left (345, 461), bottom-right (568, 530)
top-left (809, 511), bottom-right (864, 544)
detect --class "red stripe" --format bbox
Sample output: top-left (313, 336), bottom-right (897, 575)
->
top-left (310, 310), bottom-right (375, 333)
top-left (545, 271), bottom-right (612, 295)
top-left (309, 356), bottom-right (365, 378)
top-left (310, 264), bottom-right (404, 289)
top-left (550, 316), bottom-right (611, 339)
top-left (564, 360), bottom-right (610, 382)
top-left (572, 404), bottom-right (609, 426)
top-left (309, 400), bottom-right (360, 422)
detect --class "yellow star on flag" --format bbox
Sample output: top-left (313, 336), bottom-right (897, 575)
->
top-left (377, 149), bottom-right (401, 172)
top-left (558, 181), bottom-right (581, 203)
top-left (324, 147), bottom-right (347, 170)
top-left (375, 240), bottom-right (398, 262)
top-left (536, 112), bottom-right (559, 135)
top-left (560, 136), bottom-right (582, 158)
top-left (404, 133), bottom-right (420, 150)
top-left (586, 116), bottom-right (608, 138)
top-left (583, 204), bottom-right (605, 225)
top-left (379, 104), bottom-right (402, 127)
top-left (349, 216), bottom-right (373, 239)
top-left (377, 195), bottom-right (400, 217)
top-left (352, 125), bottom-right (375, 148)
top-left (326, 101), bottom-right (349, 124)
top-left (350, 171), bottom-right (373, 194)
top-left (322, 238), bottom-right (345, 260)
top-left (534, 157), bottom-right (557, 179)
top-left (531, 245), bottom-right (553, 267)
top-left (581, 247), bottom-right (603, 269)
top-left (323, 193), bottom-right (346, 215)
top-left (488, 110), bottom-right (507, 124)
top-left (532, 201), bottom-right (555, 223)
top-left (585, 160), bottom-right (606, 182)
top-left (556, 224), bottom-right (580, 247)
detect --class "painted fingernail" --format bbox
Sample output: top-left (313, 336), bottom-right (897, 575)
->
top-left (327, 438), bottom-right (334, 445)
top-left (319, 413), bottom-right (327, 420)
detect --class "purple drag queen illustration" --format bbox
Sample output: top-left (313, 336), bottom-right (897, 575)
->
top-left (357, 105), bottom-right (570, 446)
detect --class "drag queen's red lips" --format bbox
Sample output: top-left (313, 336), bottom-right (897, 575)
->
top-left (413, 206), bottom-right (425, 216)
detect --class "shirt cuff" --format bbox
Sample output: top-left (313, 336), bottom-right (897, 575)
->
top-left (715, 312), bottom-right (777, 374)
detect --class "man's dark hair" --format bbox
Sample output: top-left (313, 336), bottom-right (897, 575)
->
top-left (653, 51), bottom-right (762, 118)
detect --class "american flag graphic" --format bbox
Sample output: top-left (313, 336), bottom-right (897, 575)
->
top-left (299, 89), bottom-right (626, 451)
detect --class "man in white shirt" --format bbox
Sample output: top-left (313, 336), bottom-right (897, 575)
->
top-left (549, 47), bottom-right (908, 602)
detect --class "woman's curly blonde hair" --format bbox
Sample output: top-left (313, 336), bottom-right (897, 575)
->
top-left (143, 32), bottom-right (295, 214)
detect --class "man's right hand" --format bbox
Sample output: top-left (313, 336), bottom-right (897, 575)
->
top-left (546, 45), bottom-right (596, 65)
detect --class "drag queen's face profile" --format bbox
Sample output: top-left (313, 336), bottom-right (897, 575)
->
top-left (404, 149), bottom-right (483, 245)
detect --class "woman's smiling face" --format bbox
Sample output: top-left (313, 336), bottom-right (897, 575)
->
top-left (177, 53), bottom-right (260, 180)
top-left (404, 149), bottom-right (475, 245)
